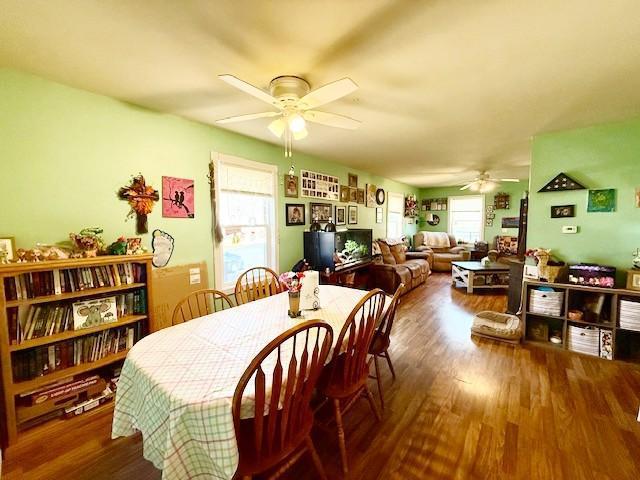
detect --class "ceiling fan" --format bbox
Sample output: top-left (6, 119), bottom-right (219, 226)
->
top-left (459, 172), bottom-right (519, 192)
top-left (216, 74), bottom-right (361, 157)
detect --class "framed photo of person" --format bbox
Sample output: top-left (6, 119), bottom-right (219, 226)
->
top-left (348, 205), bottom-right (358, 224)
top-left (285, 204), bottom-right (305, 226)
top-left (335, 205), bottom-right (346, 225)
top-left (348, 173), bottom-right (358, 188)
top-left (349, 187), bottom-right (358, 203)
top-left (340, 185), bottom-right (350, 203)
top-left (0, 236), bottom-right (16, 262)
top-left (310, 202), bottom-right (332, 222)
top-left (284, 175), bottom-right (299, 198)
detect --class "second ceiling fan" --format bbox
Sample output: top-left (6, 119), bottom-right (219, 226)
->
top-left (216, 74), bottom-right (361, 157)
top-left (460, 172), bottom-right (520, 192)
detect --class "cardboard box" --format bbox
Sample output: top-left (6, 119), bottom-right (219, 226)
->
top-left (151, 262), bottom-right (208, 331)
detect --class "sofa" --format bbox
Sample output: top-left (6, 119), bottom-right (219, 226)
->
top-left (369, 238), bottom-right (432, 295)
top-left (412, 231), bottom-right (471, 272)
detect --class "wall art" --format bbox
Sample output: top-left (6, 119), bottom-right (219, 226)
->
top-left (348, 205), bottom-right (358, 224)
top-left (162, 176), bottom-right (194, 218)
top-left (366, 184), bottom-right (377, 207)
top-left (310, 202), bottom-right (332, 222)
top-left (539, 172), bottom-right (586, 192)
top-left (284, 175), bottom-right (299, 198)
top-left (348, 173), bottom-right (358, 188)
top-left (550, 205), bottom-right (575, 218)
top-left (118, 175), bottom-right (159, 234)
top-left (587, 189), bottom-right (616, 212)
top-left (335, 205), bottom-right (346, 225)
top-left (152, 229), bottom-right (174, 268)
top-left (301, 170), bottom-right (339, 201)
top-left (285, 203), bottom-right (305, 226)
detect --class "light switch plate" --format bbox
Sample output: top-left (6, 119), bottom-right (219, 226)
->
top-left (562, 225), bottom-right (578, 234)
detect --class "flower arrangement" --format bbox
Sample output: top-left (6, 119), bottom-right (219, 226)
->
top-left (279, 271), bottom-right (305, 293)
top-left (118, 175), bottom-right (159, 234)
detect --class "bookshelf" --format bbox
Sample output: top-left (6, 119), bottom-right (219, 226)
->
top-left (0, 254), bottom-right (154, 446)
top-left (522, 280), bottom-right (640, 362)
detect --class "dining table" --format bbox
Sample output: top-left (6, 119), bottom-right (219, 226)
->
top-left (111, 284), bottom-right (383, 480)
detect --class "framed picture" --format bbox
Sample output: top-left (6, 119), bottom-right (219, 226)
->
top-left (357, 188), bottom-right (365, 204)
top-left (349, 187), bottom-right (358, 203)
top-left (300, 169), bottom-right (339, 201)
top-left (284, 175), bottom-right (299, 198)
top-left (348, 173), bottom-right (358, 188)
top-left (340, 185), bottom-right (350, 203)
top-left (335, 205), bottom-right (346, 225)
top-left (285, 203), bottom-right (305, 226)
top-left (376, 207), bottom-right (383, 224)
top-left (627, 270), bottom-right (640, 291)
top-left (162, 176), bottom-right (194, 218)
top-left (348, 205), bottom-right (358, 224)
top-left (501, 217), bottom-right (519, 228)
top-left (550, 205), bottom-right (575, 218)
top-left (366, 184), bottom-right (377, 207)
top-left (310, 202), bottom-right (332, 222)
top-left (0, 236), bottom-right (16, 262)
top-left (588, 189), bottom-right (616, 212)
top-left (73, 296), bottom-right (118, 330)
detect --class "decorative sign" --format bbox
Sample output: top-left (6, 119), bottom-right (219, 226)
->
top-left (587, 189), bottom-right (616, 212)
top-left (538, 172), bottom-right (586, 192)
top-left (162, 176), bottom-right (194, 218)
top-left (300, 170), bottom-right (339, 201)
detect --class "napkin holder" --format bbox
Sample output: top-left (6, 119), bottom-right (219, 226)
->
top-left (300, 270), bottom-right (320, 310)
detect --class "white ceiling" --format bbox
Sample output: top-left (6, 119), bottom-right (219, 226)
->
top-left (1, 0), bottom-right (640, 187)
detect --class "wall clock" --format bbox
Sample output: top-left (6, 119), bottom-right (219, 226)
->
top-left (375, 188), bottom-right (385, 205)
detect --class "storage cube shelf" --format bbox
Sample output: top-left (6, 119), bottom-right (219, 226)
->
top-left (0, 254), bottom-right (154, 447)
top-left (522, 280), bottom-right (640, 362)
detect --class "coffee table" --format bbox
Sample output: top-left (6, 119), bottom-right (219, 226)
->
top-left (451, 261), bottom-right (509, 294)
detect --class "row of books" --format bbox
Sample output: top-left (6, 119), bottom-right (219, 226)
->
top-left (12, 325), bottom-right (139, 382)
top-left (4, 262), bottom-right (146, 300)
top-left (8, 291), bottom-right (147, 344)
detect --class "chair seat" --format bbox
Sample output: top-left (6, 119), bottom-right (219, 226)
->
top-left (236, 409), bottom-right (314, 475)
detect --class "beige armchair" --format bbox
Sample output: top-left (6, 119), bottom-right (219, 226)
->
top-left (413, 232), bottom-right (471, 272)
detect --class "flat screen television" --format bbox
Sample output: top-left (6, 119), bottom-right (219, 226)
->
top-left (303, 229), bottom-right (372, 272)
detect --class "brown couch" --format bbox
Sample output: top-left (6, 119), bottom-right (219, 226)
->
top-left (412, 232), bottom-right (470, 272)
top-left (370, 239), bottom-right (432, 295)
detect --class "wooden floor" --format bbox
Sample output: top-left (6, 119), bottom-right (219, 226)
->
top-left (4, 273), bottom-right (640, 479)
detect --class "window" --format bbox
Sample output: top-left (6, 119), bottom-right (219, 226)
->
top-left (214, 153), bottom-right (278, 291)
top-left (448, 195), bottom-right (484, 243)
top-left (387, 192), bottom-right (404, 239)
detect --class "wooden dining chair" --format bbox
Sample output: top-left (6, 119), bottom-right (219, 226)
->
top-left (369, 283), bottom-right (404, 412)
top-left (171, 289), bottom-right (234, 325)
top-left (233, 320), bottom-right (333, 480)
top-left (234, 267), bottom-right (282, 305)
top-left (318, 288), bottom-right (386, 478)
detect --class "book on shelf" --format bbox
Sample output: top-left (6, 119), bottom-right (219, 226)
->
top-left (11, 324), bottom-right (140, 382)
top-left (3, 262), bottom-right (146, 301)
top-left (7, 291), bottom-right (147, 344)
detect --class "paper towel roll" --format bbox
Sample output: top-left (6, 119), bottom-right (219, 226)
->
top-left (300, 270), bottom-right (320, 310)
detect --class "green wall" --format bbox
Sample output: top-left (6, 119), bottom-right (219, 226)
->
top-left (529, 117), bottom-right (640, 281)
top-left (0, 69), bottom-right (419, 285)
top-left (418, 181), bottom-right (528, 244)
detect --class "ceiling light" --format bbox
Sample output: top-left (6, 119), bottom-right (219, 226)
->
top-left (293, 127), bottom-right (308, 140)
top-left (288, 113), bottom-right (306, 133)
top-left (268, 118), bottom-right (285, 138)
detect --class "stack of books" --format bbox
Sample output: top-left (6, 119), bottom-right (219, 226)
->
top-left (619, 299), bottom-right (640, 331)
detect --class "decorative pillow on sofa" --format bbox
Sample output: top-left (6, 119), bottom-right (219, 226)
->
top-left (422, 231), bottom-right (451, 248)
top-left (389, 244), bottom-right (407, 264)
top-left (377, 241), bottom-right (397, 265)
top-left (496, 235), bottom-right (518, 255)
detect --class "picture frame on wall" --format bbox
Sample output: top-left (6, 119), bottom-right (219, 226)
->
top-left (376, 207), bottom-right (383, 224)
top-left (357, 188), bottom-right (365, 204)
top-left (550, 204), bottom-right (575, 218)
top-left (310, 202), bottom-right (332, 222)
top-left (501, 217), bottom-right (519, 228)
top-left (626, 269), bottom-right (640, 291)
top-left (340, 185), bottom-right (349, 203)
top-left (348, 205), bottom-right (358, 224)
top-left (0, 236), bottom-right (16, 262)
top-left (284, 175), bottom-right (299, 198)
top-left (348, 173), bottom-right (358, 188)
top-left (285, 204), bottom-right (305, 226)
top-left (349, 187), bottom-right (358, 203)
top-left (366, 184), bottom-right (376, 207)
top-left (587, 189), bottom-right (616, 212)
top-left (335, 205), bottom-right (346, 225)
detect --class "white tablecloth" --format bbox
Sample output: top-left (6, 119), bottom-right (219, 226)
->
top-left (111, 285), bottom-right (374, 480)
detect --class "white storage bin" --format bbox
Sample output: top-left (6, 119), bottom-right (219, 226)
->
top-left (529, 288), bottom-right (564, 317)
top-left (567, 324), bottom-right (600, 356)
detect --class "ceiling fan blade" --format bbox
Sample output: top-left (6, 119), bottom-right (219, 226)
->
top-left (216, 111), bottom-right (280, 124)
top-left (218, 74), bottom-right (282, 108)
top-left (460, 183), bottom-right (474, 191)
top-left (304, 110), bottom-right (361, 129)
top-left (499, 178), bottom-right (520, 182)
top-left (299, 78), bottom-right (358, 110)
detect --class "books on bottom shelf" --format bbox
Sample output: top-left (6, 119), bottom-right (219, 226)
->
top-left (619, 299), bottom-right (640, 331)
top-left (12, 325), bottom-right (139, 382)
top-left (567, 324), bottom-right (612, 360)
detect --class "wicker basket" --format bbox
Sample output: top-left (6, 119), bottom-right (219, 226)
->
top-left (529, 288), bottom-right (564, 317)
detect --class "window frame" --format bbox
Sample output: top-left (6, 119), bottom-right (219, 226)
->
top-left (386, 191), bottom-right (404, 239)
top-left (447, 195), bottom-right (485, 244)
top-left (212, 152), bottom-right (279, 293)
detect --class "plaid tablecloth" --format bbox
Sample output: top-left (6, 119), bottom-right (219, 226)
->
top-left (111, 285), bottom-right (373, 480)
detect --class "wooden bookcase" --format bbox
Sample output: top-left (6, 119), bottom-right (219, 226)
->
top-left (0, 254), bottom-right (154, 446)
top-left (522, 280), bottom-right (640, 362)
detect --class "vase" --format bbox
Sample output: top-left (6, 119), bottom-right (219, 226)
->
top-left (288, 291), bottom-right (301, 318)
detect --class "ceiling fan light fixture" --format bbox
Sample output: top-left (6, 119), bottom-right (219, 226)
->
top-left (288, 113), bottom-right (306, 133)
top-left (268, 118), bottom-right (286, 138)
top-left (293, 127), bottom-right (308, 140)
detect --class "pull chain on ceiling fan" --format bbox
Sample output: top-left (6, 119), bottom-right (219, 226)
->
top-left (216, 74), bottom-right (361, 157)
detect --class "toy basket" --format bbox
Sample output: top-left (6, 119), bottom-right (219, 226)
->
top-left (529, 288), bottom-right (564, 317)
